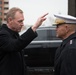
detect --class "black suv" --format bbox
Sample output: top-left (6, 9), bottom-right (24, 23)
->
top-left (23, 26), bottom-right (62, 75)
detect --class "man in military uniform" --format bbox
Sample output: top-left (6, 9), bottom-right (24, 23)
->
top-left (54, 14), bottom-right (76, 75)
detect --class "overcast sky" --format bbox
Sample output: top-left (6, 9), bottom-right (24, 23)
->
top-left (9, 0), bottom-right (68, 25)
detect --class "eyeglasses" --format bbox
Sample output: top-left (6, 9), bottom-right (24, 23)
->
top-left (56, 23), bottom-right (65, 28)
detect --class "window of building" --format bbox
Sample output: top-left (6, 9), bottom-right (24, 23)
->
top-left (0, 12), bottom-right (2, 16)
top-left (0, 1), bottom-right (2, 4)
top-left (4, 13), bottom-right (7, 15)
top-left (4, 18), bottom-right (6, 21)
top-left (4, 2), bottom-right (8, 4)
top-left (4, 7), bottom-right (8, 10)
top-left (0, 7), bottom-right (2, 10)
top-left (0, 18), bottom-right (2, 21)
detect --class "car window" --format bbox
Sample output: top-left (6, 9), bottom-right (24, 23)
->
top-left (34, 27), bottom-right (60, 41)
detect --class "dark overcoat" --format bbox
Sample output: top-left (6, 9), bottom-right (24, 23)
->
top-left (0, 24), bottom-right (37, 75)
top-left (54, 32), bottom-right (76, 75)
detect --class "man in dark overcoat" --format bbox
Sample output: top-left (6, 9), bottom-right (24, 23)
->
top-left (0, 7), bottom-right (48, 75)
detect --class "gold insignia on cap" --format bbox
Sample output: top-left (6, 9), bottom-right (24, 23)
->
top-left (55, 18), bottom-right (66, 25)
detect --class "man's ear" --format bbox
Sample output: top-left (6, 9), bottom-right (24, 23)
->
top-left (65, 25), bottom-right (69, 32)
top-left (8, 17), bottom-right (13, 22)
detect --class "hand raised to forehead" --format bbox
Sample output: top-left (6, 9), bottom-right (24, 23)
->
top-left (32, 13), bottom-right (48, 31)
top-left (35, 13), bottom-right (48, 26)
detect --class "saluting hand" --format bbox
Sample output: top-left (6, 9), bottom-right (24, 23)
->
top-left (32, 13), bottom-right (48, 32)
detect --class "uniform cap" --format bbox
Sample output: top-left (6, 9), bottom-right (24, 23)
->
top-left (54, 14), bottom-right (76, 25)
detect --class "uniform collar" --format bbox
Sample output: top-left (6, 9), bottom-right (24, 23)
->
top-left (62, 32), bottom-right (76, 46)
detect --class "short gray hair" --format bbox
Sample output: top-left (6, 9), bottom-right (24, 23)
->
top-left (6, 7), bottom-right (23, 22)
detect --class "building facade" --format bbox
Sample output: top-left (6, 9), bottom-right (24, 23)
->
top-left (0, 0), bottom-right (9, 23)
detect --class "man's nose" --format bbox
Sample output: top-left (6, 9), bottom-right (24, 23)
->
top-left (21, 22), bottom-right (24, 26)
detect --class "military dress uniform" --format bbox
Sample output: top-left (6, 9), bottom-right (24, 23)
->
top-left (53, 14), bottom-right (76, 75)
top-left (54, 32), bottom-right (76, 75)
